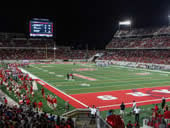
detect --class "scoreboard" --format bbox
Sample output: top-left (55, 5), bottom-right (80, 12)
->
top-left (29, 19), bottom-right (53, 37)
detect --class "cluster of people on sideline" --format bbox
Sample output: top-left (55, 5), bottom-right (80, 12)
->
top-left (146, 97), bottom-right (170, 128)
top-left (125, 98), bottom-right (170, 128)
top-left (0, 63), bottom-right (46, 112)
top-left (104, 98), bottom-right (170, 128)
top-left (41, 87), bottom-right (58, 111)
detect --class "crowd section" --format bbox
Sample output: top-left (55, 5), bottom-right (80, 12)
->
top-left (1, 48), bottom-right (170, 65)
top-left (98, 50), bottom-right (170, 64)
top-left (0, 103), bottom-right (74, 128)
top-left (114, 26), bottom-right (170, 37)
top-left (143, 103), bottom-right (170, 128)
top-left (0, 63), bottom-right (74, 128)
top-left (0, 49), bottom-right (96, 60)
top-left (0, 39), bottom-right (55, 48)
top-left (106, 36), bottom-right (170, 49)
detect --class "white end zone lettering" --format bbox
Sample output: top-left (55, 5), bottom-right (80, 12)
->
top-left (126, 92), bottom-right (150, 97)
top-left (152, 89), bottom-right (170, 94)
top-left (97, 95), bottom-right (118, 100)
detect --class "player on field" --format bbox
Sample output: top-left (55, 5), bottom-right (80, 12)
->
top-left (67, 73), bottom-right (69, 80)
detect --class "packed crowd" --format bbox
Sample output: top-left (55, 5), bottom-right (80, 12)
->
top-left (114, 26), bottom-right (170, 37)
top-left (0, 39), bottom-right (55, 48)
top-left (0, 63), bottom-right (74, 128)
top-left (1, 48), bottom-right (170, 65)
top-left (0, 63), bottom-right (61, 111)
top-left (0, 49), bottom-right (96, 60)
top-left (0, 103), bottom-right (74, 128)
top-left (99, 50), bottom-right (170, 64)
top-left (106, 36), bottom-right (170, 49)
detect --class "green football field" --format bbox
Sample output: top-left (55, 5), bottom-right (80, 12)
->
top-left (17, 63), bottom-right (170, 125)
top-left (24, 63), bottom-right (170, 95)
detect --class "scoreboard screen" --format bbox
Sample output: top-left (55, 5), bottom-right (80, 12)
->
top-left (29, 19), bottom-right (53, 37)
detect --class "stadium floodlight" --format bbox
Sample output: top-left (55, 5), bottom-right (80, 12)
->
top-left (119, 20), bottom-right (131, 25)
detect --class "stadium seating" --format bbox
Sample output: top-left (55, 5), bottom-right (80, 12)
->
top-left (0, 49), bottom-right (97, 60)
top-left (99, 50), bottom-right (170, 64)
top-left (114, 26), bottom-right (170, 38)
top-left (106, 36), bottom-right (170, 49)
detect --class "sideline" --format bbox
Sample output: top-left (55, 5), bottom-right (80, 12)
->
top-left (19, 67), bottom-right (88, 108)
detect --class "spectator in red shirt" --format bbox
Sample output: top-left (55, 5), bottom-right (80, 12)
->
top-left (38, 101), bottom-right (43, 112)
top-left (164, 110), bottom-right (170, 119)
top-left (30, 85), bottom-right (33, 94)
top-left (4, 97), bottom-right (7, 105)
top-left (134, 121), bottom-right (140, 128)
top-left (26, 98), bottom-right (30, 106)
top-left (147, 119), bottom-right (154, 127)
top-left (41, 87), bottom-right (45, 97)
top-left (127, 121), bottom-right (133, 128)
top-left (52, 97), bottom-right (57, 110)
top-left (155, 104), bottom-right (159, 112)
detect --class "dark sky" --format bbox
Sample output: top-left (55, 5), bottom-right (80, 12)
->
top-left (1, 0), bottom-right (170, 49)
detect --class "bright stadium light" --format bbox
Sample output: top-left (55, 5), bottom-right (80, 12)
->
top-left (119, 20), bottom-right (131, 25)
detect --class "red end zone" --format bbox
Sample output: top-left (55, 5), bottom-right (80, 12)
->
top-left (70, 86), bottom-right (170, 111)
top-left (35, 77), bottom-right (170, 111)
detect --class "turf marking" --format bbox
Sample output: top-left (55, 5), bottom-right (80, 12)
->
top-left (74, 68), bottom-right (96, 71)
top-left (49, 72), bottom-right (55, 74)
top-left (73, 73), bottom-right (96, 81)
top-left (136, 72), bottom-right (151, 75)
top-left (80, 83), bottom-right (91, 87)
top-left (56, 75), bottom-right (64, 77)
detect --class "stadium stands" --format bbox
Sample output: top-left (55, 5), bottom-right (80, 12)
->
top-left (0, 33), bottom-right (96, 60)
top-left (114, 26), bottom-right (170, 38)
top-left (102, 26), bottom-right (170, 65)
top-left (98, 50), bottom-right (170, 64)
top-left (106, 36), bottom-right (170, 49)
top-left (0, 49), bottom-right (96, 60)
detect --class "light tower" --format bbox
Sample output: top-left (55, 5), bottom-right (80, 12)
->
top-left (118, 20), bottom-right (132, 30)
top-left (168, 15), bottom-right (170, 26)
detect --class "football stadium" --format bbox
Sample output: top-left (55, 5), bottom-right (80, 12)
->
top-left (1, 3), bottom-right (170, 128)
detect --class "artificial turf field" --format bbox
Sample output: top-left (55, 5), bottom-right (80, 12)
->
top-left (23, 62), bottom-right (170, 112)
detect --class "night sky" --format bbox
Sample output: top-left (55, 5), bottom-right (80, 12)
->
top-left (1, 0), bottom-right (170, 49)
